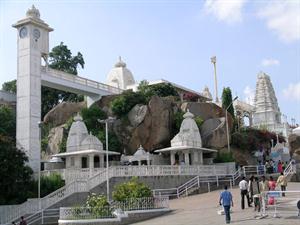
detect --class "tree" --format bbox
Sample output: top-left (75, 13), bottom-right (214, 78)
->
top-left (81, 105), bottom-right (106, 135)
top-left (221, 87), bottom-right (235, 118)
top-left (0, 135), bottom-right (34, 204)
top-left (41, 42), bottom-right (85, 117)
top-left (111, 90), bottom-right (146, 117)
top-left (0, 106), bottom-right (16, 138)
top-left (2, 79), bottom-right (16, 94)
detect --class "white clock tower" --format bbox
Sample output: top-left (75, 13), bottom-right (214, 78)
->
top-left (13, 5), bottom-right (53, 174)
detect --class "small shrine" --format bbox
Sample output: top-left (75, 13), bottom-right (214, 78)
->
top-left (53, 114), bottom-right (119, 171)
top-left (121, 145), bottom-right (152, 165)
top-left (155, 110), bottom-right (217, 165)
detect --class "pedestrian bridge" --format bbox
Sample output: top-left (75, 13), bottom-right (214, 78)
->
top-left (41, 66), bottom-right (122, 106)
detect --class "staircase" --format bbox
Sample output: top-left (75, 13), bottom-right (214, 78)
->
top-left (283, 161), bottom-right (296, 181)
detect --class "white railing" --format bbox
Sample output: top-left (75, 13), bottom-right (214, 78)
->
top-left (60, 197), bottom-right (169, 220)
top-left (242, 165), bottom-right (266, 176)
top-left (283, 161), bottom-right (296, 178)
top-left (1, 164), bottom-right (236, 224)
top-left (41, 66), bottom-right (122, 94)
top-left (261, 190), bottom-right (300, 218)
top-left (153, 175), bottom-right (234, 198)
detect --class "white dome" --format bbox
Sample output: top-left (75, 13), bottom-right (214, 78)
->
top-left (66, 114), bottom-right (88, 152)
top-left (81, 134), bottom-right (103, 151)
top-left (106, 57), bottom-right (135, 90)
top-left (171, 110), bottom-right (202, 148)
top-left (202, 86), bottom-right (212, 100)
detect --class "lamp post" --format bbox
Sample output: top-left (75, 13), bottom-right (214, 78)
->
top-left (225, 96), bottom-right (238, 152)
top-left (97, 117), bottom-right (116, 202)
top-left (211, 56), bottom-right (219, 103)
top-left (38, 121), bottom-right (43, 210)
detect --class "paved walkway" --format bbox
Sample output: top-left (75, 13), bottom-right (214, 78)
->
top-left (133, 182), bottom-right (300, 225)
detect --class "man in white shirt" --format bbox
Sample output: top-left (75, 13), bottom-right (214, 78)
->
top-left (239, 176), bottom-right (252, 209)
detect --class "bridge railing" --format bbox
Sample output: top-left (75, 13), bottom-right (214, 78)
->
top-left (41, 66), bottom-right (122, 94)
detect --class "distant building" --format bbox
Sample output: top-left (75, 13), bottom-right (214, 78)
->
top-left (252, 72), bottom-right (291, 137)
top-left (106, 57), bottom-right (211, 102)
top-left (0, 90), bottom-right (16, 108)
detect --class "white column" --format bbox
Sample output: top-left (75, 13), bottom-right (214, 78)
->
top-left (100, 155), bottom-right (104, 168)
top-left (89, 154), bottom-right (94, 176)
top-left (170, 152), bottom-right (176, 165)
top-left (184, 152), bottom-right (190, 165)
top-left (199, 151), bottom-right (203, 164)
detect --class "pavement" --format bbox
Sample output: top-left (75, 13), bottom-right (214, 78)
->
top-left (133, 182), bottom-right (300, 225)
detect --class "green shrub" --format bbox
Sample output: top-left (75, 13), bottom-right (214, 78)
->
top-left (112, 177), bottom-right (152, 202)
top-left (40, 173), bottom-right (65, 197)
top-left (85, 193), bottom-right (111, 217)
top-left (97, 130), bottom-right (121, 153)
top-left (195, 116), bottom-right (204, 129)
top-left (111, 90), bottom-right (146, 117)
top-left (173, 111), bottom-right (185, 134)
top-left (81, 105), bottom-right (106, 134)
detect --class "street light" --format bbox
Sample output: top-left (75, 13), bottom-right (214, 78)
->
top-left (211, 56), bottom-right (219, 103)
top-left (38, 121), bottom-right (43, 210)
top-left (97, 117), bottom-right (116, 202)
top-left (225, 96), bottom-right (238, 152)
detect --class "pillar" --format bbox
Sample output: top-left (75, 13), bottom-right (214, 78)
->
top-left (199, 151), bottom-right (203, 164)
top-left (193, 151), bottom-right (199, 165)
top-left (100, 155), bottom-right (104, 168)
top-left (89, 154), bottom-right (94, 176)
top-left (184, 152), bottom-right (190, 165)
top-left (170, 152), bottom-right (176, 165)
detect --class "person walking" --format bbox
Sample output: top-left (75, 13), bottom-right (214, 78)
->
top-left (252, 177), bottom-right (261, 212)
top-left (268, 176), bottom-right (276, 205)
top-left (259, 176), bottom-right (269, 209)
top-left (278, 160), bottom-right (283, 173)
top-left (277, 172), bottom-right (287, 197)
top-left (248, 175), bottom-right (255, 204)
top-left (239, 176), bottom-right (251, 209)
top-left (219, 185), bottom-right (233, 224)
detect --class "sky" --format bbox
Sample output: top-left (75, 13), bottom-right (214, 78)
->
top-left (0, 0), bottom-right (299, 124)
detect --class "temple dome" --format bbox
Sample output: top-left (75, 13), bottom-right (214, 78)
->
top-left (81, 133), bottom-right (103, 151)
top-left (134, 145), bottom-right (147, 156)
top-left (171, 110), bottom-right (202, 148)
top-left (106, 57), bottom-right (135, 90)
top-left (293, 127), bottom-right (300, 136)
top-left (66, 114), bottom-right (88, 152)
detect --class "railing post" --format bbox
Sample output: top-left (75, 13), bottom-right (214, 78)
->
top-left (230, 179), bottom-right (233, 190)
top-left (177, 189), bottom-right (179, 198)
top-left (197, 176), bottom-right (200, 188)
top-left (216, 175), bottom-right (219, 187)
top-left (185, 187), bottom-right (188, 196)
top-left (207, 182), bottom-right (210, 192)
top-left (41, 209), bottom-right (44, 224)
top-left (256, 166), bottom-right (259, 175)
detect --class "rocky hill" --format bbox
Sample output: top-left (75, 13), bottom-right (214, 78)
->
top-left (43, 96), bottom-right (233, 158)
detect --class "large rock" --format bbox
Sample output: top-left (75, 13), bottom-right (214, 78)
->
top-left (128, 104), bottom-right (148, 127)
top-left (42, 125), bottom-right (66, 160)
top-left (114, 96), bottom-right (174, 154)
top-left (288, 133), bottom-right (300, 162)
top-left (200, 117), bottom-right (228, 149)
top-left (43, 101), bottom-right (86, 126)
top-left (181, 102), bottom-right (233, 127)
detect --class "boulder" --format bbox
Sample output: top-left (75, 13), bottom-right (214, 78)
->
top-left (288, 133), bottom-right (300, 162)
top-left (181, 102), bottom-right (233, 128)
top-left (42, 125), bottom-right (66, 160)
top-left (128, 104), bottom-right (148, 127)
top-left (114, 96), bottom-right (174, 154)
top-left (200, 117), bottom-right (229, 149)
top-left (43, 101), bottom-right (86, 126)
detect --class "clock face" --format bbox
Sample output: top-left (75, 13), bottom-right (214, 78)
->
top-left (19, 27), bottom-right (27, 38)
top-left (33, 28), bottom-right (41, 40)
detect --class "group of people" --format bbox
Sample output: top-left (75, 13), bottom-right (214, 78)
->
top-left (219, 173), bottom-right (288, 224)
top-left (264, 160), bottom-right (288, 174)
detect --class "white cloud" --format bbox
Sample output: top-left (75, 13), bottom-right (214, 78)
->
top-left (257, 0), bottom-right (300, 43)
top-left (243, 85), bottom-right (255, 105)
top-left (261, 58), bottom-right (280, 67)
top-left (282, 82), bottom-right (300, 101)
top-left (204, 0), bottom-right (247, 24)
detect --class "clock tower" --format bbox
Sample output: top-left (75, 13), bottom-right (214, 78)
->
top-left (12, 5), bottom-right (53, 174)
